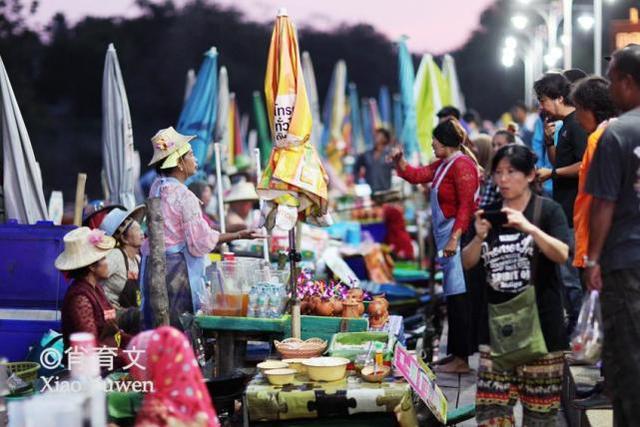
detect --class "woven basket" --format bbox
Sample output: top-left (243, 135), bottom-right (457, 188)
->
top-left (274, 338), bottom-right (327, 359)
top-left (1, 361), bottom-right (40, 384)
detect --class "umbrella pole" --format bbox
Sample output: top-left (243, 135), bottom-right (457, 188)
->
top-left (289, 228), bottom-right (301, 338)
top-left (214, 143), bottom-right (228, 253)
top-left (254, 148), bottom-right (269, 262)
top-left (73, 173), bottom-right (87, 226)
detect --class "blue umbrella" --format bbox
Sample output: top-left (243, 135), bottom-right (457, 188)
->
top-left (320, 67), bottom-right (336, 154)
top-left (361, 97), bottom-right (374, 150)
top-left (397, 37), bottom-right (418, 159)
top-left (348, 83), bottom-right (364, 154)
top-left (392, 93), bottom-right (403, 139)
top-left (378, 86), bottom-right (392, 130)
top-left (176, 47), bottom-right (218, 168)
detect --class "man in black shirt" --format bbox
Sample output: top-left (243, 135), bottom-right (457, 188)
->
top-left (534, 72), bottom-right (587, 334)
top-left (585, 44), bottom-right (640, 426)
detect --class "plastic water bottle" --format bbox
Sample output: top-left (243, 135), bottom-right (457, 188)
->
top-left (256, 287), bottom-right (269, 318)
top-left (247, 286), bottom-right (259, 317)
top-left (267, 285), bottom-right (281, 318)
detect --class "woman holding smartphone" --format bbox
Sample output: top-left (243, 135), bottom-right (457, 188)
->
top-left (462, 145), bottom-right (570, 426)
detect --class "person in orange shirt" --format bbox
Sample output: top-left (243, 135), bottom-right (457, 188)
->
top-left (570, 76), bottom-right (617, 270)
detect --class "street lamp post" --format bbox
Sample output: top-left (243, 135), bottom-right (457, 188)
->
top-left (563, 0), bottom-right (573, 69)
top-left (502, 29), bottom-right (544, 107)
top-left (594, 0), bottom-right (603, 75)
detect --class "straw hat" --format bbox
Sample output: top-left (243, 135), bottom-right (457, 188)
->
top-left (148, 127), bottom-right (195, 168)
top-left (99, 205), bottom-right (146, 237)
top-left (224, 181), bottom-right (259, 203)
top-left (55, 227), bottom-right (116, 271)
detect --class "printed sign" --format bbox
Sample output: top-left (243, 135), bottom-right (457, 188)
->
top-left (393, 344), bottom-right (448, 424)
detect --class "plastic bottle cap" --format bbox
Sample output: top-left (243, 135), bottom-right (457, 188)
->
top-left (277, 7), bottom-right (288, 17)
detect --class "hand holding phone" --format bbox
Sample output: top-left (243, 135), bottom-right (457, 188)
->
top-left (481, 210), bottom-right (508, 228)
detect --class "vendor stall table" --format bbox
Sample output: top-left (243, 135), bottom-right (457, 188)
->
top-left (244, 372), bottom-right (414, 427)
top-left (195, 315), bottom-right (369, 376)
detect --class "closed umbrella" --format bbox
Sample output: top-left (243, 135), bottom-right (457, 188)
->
top-left (361, 97), bottom-right (374, 150)
top-left (397, 37), bottom-right (419, 161)
top-left (348, 83), bottom-right (365, 154)
top-left (260, 9), bottom-right (330, 338)
top-left (323, 60), bottom-right (347, 174)
top-left (183, 68), bottom-right (196, 105)
top-left (252, 91), bottom-right (271, 167)
top-left (392, 93), bottom-right (403, 138)
top-left (442, 54), bottom-right (466, 111)
top-left (259, 8), bottom-right (329, 227)
top-left (1, 55), bottom-right (47, 223)
top-left (378, 86), bottom-right (392, 130)
top-left (177, 47), bottom-right (218, 169)
top-left (211, 66), bottom-right (229, 171)
top-left (225, 92), bottom-right (237, 168)
top-left (414, 54), bottom-right (443, 162)
top-left (369, 98), bottom-right (382, 131)
top-left (102, 43), bottom-right (136, 210)
top-left (302, 51), bottom-right (323, 149)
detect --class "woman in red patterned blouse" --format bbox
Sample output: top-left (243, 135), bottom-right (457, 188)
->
top-left (391, 118), bottom-right (479, 373)
top-left (56, 227), bottom-right (131, 365)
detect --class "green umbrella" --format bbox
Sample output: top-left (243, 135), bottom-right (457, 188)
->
top-left (252, 91), bottom-right (271, 166)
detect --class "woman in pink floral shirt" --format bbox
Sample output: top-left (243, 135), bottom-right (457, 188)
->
top-left (142, 127), bottom-right (261, 328)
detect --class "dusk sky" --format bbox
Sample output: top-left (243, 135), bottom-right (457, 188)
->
top-left (31, 0), bottom-right (496, 54)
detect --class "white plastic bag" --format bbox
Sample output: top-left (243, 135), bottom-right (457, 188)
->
top-left (570, 290), bottom-right (603, 364)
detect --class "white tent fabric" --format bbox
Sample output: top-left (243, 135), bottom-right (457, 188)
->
top-left (102, 43), bottom-right (136, 210)
top-left (0, 55), bottom-right (48, 223)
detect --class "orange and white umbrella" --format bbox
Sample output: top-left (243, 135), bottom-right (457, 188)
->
top-left (258, 9), bottom-right (329, 231)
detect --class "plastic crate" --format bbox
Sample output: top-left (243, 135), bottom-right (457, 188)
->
top-left (0, 221), bottom-right (74, 361)
top-left (0, 318), bottom-right (61, 361)
top-left (0, 221), bottom-right (75, 310)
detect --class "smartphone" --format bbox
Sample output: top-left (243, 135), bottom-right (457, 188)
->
top-left (481, 210), bottom-right (508, 227)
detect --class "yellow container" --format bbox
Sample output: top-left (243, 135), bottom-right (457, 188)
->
top-left (303, 357), bottom-right (350, 382)
top-left (257, 360), bottom-right (288, 374)
top-left (282, 358), bottom-right (308, 374)
top-left (265, 368), bottom-right (296, 385)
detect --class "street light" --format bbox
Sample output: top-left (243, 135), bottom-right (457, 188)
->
top-left (505, 36), bottom-right (519, 50)
top-left (501, 35), bottom-right (537, 107)
top-left (502, 53), bottom-right (516, 68)
top-left (512, 14), bottom-right (529, 30)
top-left (544, 52), bottom-right (561, 67)
top-left (578, 14), bottom-right (595, 31)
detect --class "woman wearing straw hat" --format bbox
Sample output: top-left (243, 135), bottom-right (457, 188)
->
top-left (99, 205), bottom-right (146, 333)
top-left (56, 227), bottom-right (130, 358)
top-left (143, 127), bottom-right (262, 328)
top-left (224, 180), bottom-right (259, 232)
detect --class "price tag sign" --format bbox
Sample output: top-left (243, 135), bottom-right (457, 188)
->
top-left (393, 344), bottom-right (448, 424)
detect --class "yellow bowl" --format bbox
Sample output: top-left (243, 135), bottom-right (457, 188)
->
top-left (257, 360), bottom-right (288, 374)
top-left (282, 358), bottom-right (308, 374)
top-left (264, 368), bottom-right (296, 385)
top-left (302, 357), bottom-right (350, 382)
